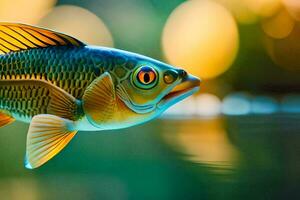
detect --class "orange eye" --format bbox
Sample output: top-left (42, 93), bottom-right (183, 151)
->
top-left (138, 70), bottom-right (156, 84)
top-left (133, 66), bottom-right (158, 89)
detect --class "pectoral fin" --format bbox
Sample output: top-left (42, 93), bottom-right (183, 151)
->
top-left (25, 114), bottom-right (77, 169)
top-left (82, 72), bottom-right (116, 125)
top-left (0, 111), bottom-right (15, 128)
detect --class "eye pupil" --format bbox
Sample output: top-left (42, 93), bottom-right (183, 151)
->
top-left (144, 73), bottom-right (150, 83)
top-left (133, 66), bottom-right (158, 89)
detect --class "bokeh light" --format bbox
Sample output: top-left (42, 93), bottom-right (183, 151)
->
top-left (92, 0), bottom-right (161, 57)
top-left (0, 0), bottom-right (56, 24)
top-left (251, 96), bottom-right (279, 114)
top-left (263, 22), bottom-right (300, 71)
top-left (281, 94), bottom-right (300, 113)
top-left (162, 0), bottom-right (239, 79)
top-left (38, 5), bottom-right (113, 47)
top-left (163, 94), bottom-right (222, 118)
top-left (215, 0), bottom-right (258, 24)
top-left (216, 0), bottom-right (281, 24)
top-left (162, 97), bottom-right (197, 118)
top-left (260, 1), bottom-right (300, 72)
top-left (222, 93), bottom-right (251, 115)
top-left (283, 0), bottom-right (300, 21)
top-left (245, 0), bottom-right (281, 18)
top-left (261, 8), bottom-right (295, 39)
top-left (195, 94), bottom-right (222, 117)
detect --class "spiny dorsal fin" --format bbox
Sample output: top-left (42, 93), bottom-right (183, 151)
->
top-left (25, 114), bottom-right (77, 169)
top-left (0, 22), bottom-right (85, 54)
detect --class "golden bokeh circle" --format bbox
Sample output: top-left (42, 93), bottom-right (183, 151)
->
top-left (283, 0), bottom-right (300, 21)
top-left (0, 0), bottom-right (56, 24)
top-left (261, 8), bottom-right (295, 39)
top-left (162, 0), bottom-right (239, 79)
top-left (245, 0), bottom-right (281, 18)
top-left (215, 0), bottom-right (281, 24)
top-left (38, 5), bottom-right (113, 47)
top-left (263, 23), bottom-right (300, 71)
top-left (215, 0), bottom-right (258, 24)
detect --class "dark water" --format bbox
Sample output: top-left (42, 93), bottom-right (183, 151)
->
top-left (0, 114), bottom-right (299, 200)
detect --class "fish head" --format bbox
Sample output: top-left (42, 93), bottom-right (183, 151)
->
top-left (113, 54), bottom-right (201, 125)
top-left (83, 48), bottom-right (201, 129)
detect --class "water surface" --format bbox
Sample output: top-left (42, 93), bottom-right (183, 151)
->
top-left (0, 114), bottom-right (299, 200)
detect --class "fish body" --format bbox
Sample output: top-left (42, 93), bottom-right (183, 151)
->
top-left (0, 46), bottom-right (137, 122)
top-left (0, 23), bottom-right (200, 169)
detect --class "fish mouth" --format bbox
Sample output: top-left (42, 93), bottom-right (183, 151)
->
top-left (158, 75), bottom-right (201, 108)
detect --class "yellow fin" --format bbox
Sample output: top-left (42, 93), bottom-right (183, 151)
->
top-left (0, 111), bottom-right (15, 128)
top-left (82, 72), bottom-right (116, 125)
top-left (25, 114), bottom-right (77, 169)
top-left (0, 22), bottom-right (85, 54)
top-left (44, 80), bottom-right (79, 120)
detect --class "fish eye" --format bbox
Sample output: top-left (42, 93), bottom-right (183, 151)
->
top-left (133, 66), bottom-right (158, 89)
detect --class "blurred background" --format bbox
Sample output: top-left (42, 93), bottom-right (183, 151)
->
top-left (0, 0), bottom-right (299, 199)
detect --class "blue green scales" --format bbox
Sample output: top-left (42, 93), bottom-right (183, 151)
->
top-left (0, 23), bottom-right (200, 169)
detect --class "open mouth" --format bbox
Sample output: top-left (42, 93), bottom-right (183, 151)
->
top-left (159, 75), bottom-right (201, 106)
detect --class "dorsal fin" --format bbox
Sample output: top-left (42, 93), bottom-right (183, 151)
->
top-left (0, 22), bottom-right (85, 54)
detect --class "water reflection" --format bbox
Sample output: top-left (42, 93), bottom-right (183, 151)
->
top-left (0, 114), bottom-right (299, 199)
top-left (162, 118), bottom-right (238, 173)
top-left (225, 114), bottom-right (300, 199)
top-left (0, 178), bottom-right (39, 200)
top-left (162, 114), bottom-right (300, 199)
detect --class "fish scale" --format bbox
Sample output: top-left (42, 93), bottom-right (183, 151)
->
top-left (0, 46), bottom-right (102, 121)
top-left (0, 23), bottom-right (201, 169)
top-left (0, 46), bottom-right (98, 98)
top-left (0, 82), bottom-right (51, 120)
top-left (0, 45), bottom-right (135, 121)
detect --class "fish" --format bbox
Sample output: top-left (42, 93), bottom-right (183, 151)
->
top-left (0, 22), bottom-right (201, 169)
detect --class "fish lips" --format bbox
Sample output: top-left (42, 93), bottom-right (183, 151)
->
top-left (158, 74), bottom-right (201, 109)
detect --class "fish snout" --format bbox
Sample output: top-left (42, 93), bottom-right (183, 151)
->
top-left (178, 68), bottom-right (201, 87)
top-left (163, 68), bottom-right (201, 87)
top-left (178, 69), bottom-right (201, 84)
top-left (185, 74), bottom-right (201, 86)
top-left (158, 72), bottom-right (201, 108)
